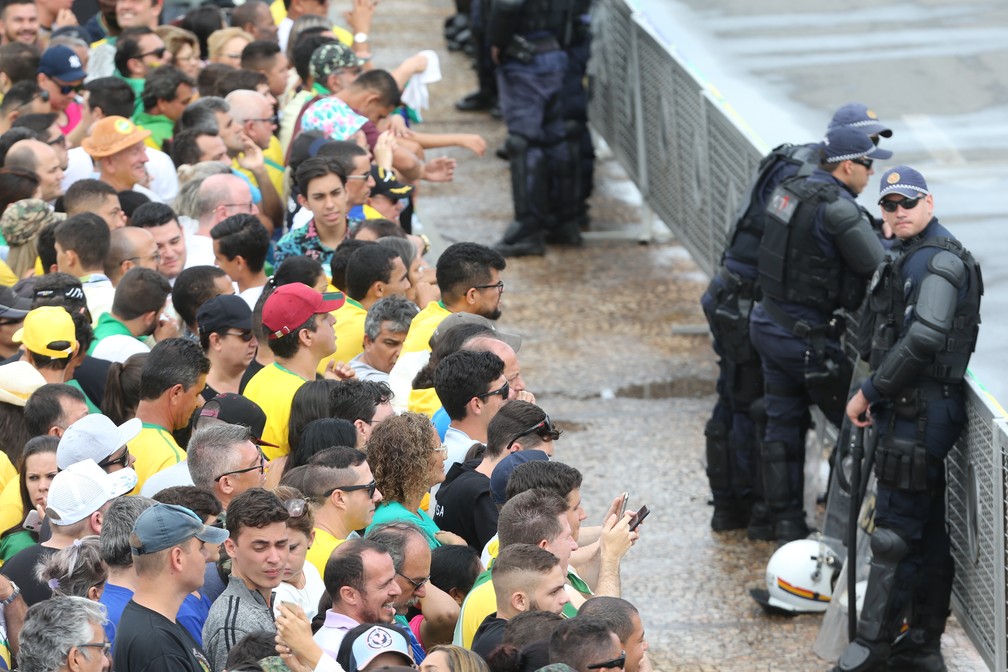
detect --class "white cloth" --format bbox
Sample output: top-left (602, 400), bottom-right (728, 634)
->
top-left (400, 50), bottom-right (442, 120)
top-left (388, 349), bottom-right (429, 413)
top-left (278, 17), bottom-right (293, 53)
top-left (239, 285), bottom-right (265, 310)
top-left (90, 334), bottom-right (149, 364)
top-left (272, 561), bottom-right (325, 621)
top-left (62, 146), bottom-right (178, 203)
top-left (82, 278), bottom-right (114, 326)
top-left (184, 233), bottom-right (216, 268)
top-left (139, 460), bottom-right (194, 497)
top-left (348, 353), bottom-right (389, 383)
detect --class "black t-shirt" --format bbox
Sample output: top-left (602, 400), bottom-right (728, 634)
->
top-left (113, 600), bottom-right (212, 672)
top-left (472, 612), bottom-right (507, 660)
top-left (433, 459), bottom-right (498, 550)
top-left (0, 544), bottom-right (55, 606)
top-left (200, 382), bottom-right (220, 403)
top-left (238, 359), bottom-right (264, 394)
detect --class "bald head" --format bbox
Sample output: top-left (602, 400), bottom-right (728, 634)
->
top-left (466, 335), bottom-right (525, 394)
top-left (225, 89), bottom-right (274, 150)
top-left (107, 225), bottom-right (159, 284)
top-left (196, 173), bottom-right (253, 231)
top-left (6, 139), bottom-right (63, 201)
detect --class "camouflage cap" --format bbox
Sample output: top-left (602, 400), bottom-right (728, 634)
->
top-left (309, 42), bottom-right (367, 82)
top-left (0, 199), bottom-right (65, 247)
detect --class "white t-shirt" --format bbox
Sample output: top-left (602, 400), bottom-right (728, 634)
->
top-left (272, 561), bottom-right (325, 621)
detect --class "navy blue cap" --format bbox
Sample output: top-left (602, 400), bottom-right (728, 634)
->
top-left (39, 45), bottom-right (86, 83)
top-left (828, 102), bottom-right (892, 138)
top-left (490, 449), bottom-right (550, 505)
top-left (878, 165), bottom-right (929, 202)
top-left (820, 126), bottom-right (893, 163)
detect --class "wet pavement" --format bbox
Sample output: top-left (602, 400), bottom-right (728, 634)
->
top-left (371, 0), bottom-right (988, 669)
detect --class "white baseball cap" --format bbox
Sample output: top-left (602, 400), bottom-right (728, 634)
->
top-left (46, 459), bottom-right (137, 525)
top-left (57, 415), bottom-right (142, 470)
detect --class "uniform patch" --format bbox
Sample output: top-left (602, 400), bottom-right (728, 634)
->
top-left (887, 172), bottom-right (900, 184)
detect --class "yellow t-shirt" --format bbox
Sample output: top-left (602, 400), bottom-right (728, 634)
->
top-left (0, 451), bottom-right (15, 492)
top-left (407, 387), bottom-right (442, 419)
top-left (128, 423), bottom-right (186, 494)
top-left (400, 301), bottom-right (451, 355)
top-left (454, 577), bottom-right (496, 648)
top-left (0, 477), bottom-right (22, 538)
top-left (306, 527), bottom-right (345, 579)
top-left (316, 299), bottom-right (367, 375)
top-left (0, 258), bottom-right (17, 286)
top-left (244, 362), bottom-right (309, 460)
top-left (232, 155), bottom-right (285, 202)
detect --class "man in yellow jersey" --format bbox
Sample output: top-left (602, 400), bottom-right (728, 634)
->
top-left (318, 243), bottom-right (410, 374)
top-left (243, 282), bottom-right (345, 458)
top-left (128, 338), bottom-right (209, 493)
top-left (389, 242), bottom-right (507, 411)
top-left (302, 447), bottom-right (383, 577)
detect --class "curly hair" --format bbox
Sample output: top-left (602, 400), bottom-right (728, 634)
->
top-left (365, 411), bottom-right (438, 507)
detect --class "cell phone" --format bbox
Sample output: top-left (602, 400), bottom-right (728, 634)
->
top-left (628, 505), bottom-right (650, 532)
top-left (23, 510), bottom-right (41, 532)
top-left (618, 492), bottom-right (629, 519)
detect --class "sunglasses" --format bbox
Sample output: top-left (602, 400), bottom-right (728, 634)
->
top-left (850, 157), bottom-right (873, 169)
top-left (506, 414), bottom-right (560, 452)
top-left (285, 498), bottom-right (308, 518)
top-left (587, 651), bottom-right (626, 670)
top-left (879, 196), bottom-right (922, 213)
top-left (53, 80), bottom-right (84, 96)
top-left (98, 447), bottom-right (130, 470)
top-left (324, 479), bottom-right (377, 499)
top-left (224, 330), bottom-right (255, 342)
top-left (476, 381), bottom-right (509, 400)
top-left (138, 47), bottom-right (166, 59)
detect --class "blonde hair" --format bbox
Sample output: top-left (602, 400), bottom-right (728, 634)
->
top-left (207, 27), bottom-right (254, 61)
top-left (155, 25), bottom-right (201, 60)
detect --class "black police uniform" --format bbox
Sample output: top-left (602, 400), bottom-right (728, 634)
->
top-left (748, 167), bottom-right (884, 541)
top-left (835, 217), bottom-right (981, 672)
top-left (700, 142), bottom-right (818, 533)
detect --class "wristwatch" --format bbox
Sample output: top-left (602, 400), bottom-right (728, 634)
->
top-left (0, 580), bottom-right (20, 607)
top-left (354, 32), bottom-right (369, 44)
top-left (418, 234), bottom-right (431, 255)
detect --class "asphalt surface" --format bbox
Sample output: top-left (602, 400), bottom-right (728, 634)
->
top-left (372, 0), bottom-right (990, 669)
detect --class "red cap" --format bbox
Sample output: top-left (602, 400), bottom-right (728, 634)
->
top-left (262, 283), bottom-right (345, 340)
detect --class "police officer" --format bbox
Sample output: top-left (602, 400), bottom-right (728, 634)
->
top-left (748, 126), bottom-right (887, 543)
top-left (701, 106), bottom-right (892, 536)
top-left (834, 167), bottom-right (982, 672)
top-left (488, 0), bottom-right (579, 256)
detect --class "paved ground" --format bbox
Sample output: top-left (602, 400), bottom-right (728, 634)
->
top-left (369, 1), bottom-right (990, 669)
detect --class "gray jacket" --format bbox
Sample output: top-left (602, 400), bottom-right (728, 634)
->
top-left (202, 575), bottom-right (275, 672)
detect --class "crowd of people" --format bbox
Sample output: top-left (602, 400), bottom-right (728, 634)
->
top-left (0, 1), bottom-right (650, 670)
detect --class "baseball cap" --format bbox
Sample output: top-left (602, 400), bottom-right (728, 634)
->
top-left (57, 414), bottom-right (142, 470)
top-left (1, 199), bottom-right (64, 247)
top-left (13, 306), bottom-right (78, 358)
top-left (262, 283), bottom-right (345, 340)
top-left (197, 393), bottom-right (276, 447)
top-left (81, 116), bottom-right (152, 159)
top-left (130, 502), bottom-right (229, 555)
top-left (310, 42), bottom-right (367, 82)
top-left (490, 449), bottom-right (550, 505)
top-left (197, 294), bottom-right (253, 338)
top-left (0, 360), bottom-right (46, 406)
top-left (877, 165), bottom-right (930, 202)
top-left (0, 286), bottom-right (31, 320)
top-left (370, 166), bottom-right (414, 201)
top-left (430, 312), bottom-right (522, 352)
top-left (39, 45), bottom-right (86, 83)
top-left (343, 625), bottom-right (413, 672)
top-left (46, 459), bottom-right (138, 525)
top-left (828, 102), bottom-right (892, 139)
top-left (819, 126), bottom-right (893, 164)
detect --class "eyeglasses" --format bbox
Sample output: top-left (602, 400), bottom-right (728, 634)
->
top-left (506, 414), bottom-right (560, 451)
top-left (222, 202), bottom-right (256, 213)
top-left (138, 47), bottom-right (166, 59)
top-left (879, 196), bottom-right (922, 213)
top-left (476, 381), bottom-right (509, 400)
top-left (850, 157), bottom-right (873, 169)
top-left (285, 498), bottom-right (308, 518)
top-left (396, 571), bottom-right (429, 591)
top-left (77, 641), bottom-right (112, 656)
top-left (214, 450), bottom-right (266, 481)
top-left (324, 479), bottom-right (377, 499)
top-left (245, 117), bottom-right (276, 124)
top-left (587, 651), bottom-right (626, 670)
top-left (54, 80), bottom-right (84, 96)
top-left (224, 330), bottom-right (255, 342)
top-left (433, 444), bottom-right (448, 454)
top-left (473, 280), bottom-right (504, 294)
top-left (98, 447), bottom-right (130, 470)
top-left (345, 171), bottom-right (371, 181)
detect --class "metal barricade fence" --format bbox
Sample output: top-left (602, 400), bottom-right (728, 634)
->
top-left (587, 0), bottom-right (1008, 669)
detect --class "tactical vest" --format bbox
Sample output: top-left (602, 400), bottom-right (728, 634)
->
top-left (758, 177), bottom-right (860, 311)
top-left (725, 143), bottom-right (817, 268)
top-left (517, 0), bottom-right (573, 38)
top-left (862, 237), bottom-right (982, 383)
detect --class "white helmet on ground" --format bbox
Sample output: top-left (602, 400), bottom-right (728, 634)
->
top-left (750, 537), bottom-right (842, 615)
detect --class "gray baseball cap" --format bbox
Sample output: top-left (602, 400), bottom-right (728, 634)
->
top-left (130, 503), bottom-right (229, 555)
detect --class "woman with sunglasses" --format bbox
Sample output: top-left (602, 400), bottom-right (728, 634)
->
top-left (272, 486), bottom-right (325, 620)
top-left (0, 436), bottom-right (58, 563)
top-left (364, 412), bottom-right (468, 549)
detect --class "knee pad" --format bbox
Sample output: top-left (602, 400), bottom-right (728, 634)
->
top-left (871, 528), bottom-right (910, 564)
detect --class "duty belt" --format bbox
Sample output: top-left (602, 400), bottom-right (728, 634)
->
top-left (760, 296), bottom-right (839, 339)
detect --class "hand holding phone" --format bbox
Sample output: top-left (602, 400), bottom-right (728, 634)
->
top-left (23, 510), bottom-right (41, 532)
top-left (628, 504), bottom-right (650, 532)
top-left (618, 492), bottom-right (629, 519)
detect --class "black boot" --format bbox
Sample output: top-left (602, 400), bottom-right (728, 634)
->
top-left (455, 90), bottom-right (496, 112)
top-left (706, 419), bottom-right (746, 531)
top-left (884, 629), bottom-right (945, 672)
top-left (495, 135), bottom-right (547, 257)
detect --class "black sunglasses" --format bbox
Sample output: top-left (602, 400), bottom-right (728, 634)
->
top-left (587, 651), bottom-right (626, 670)
top-left (324, 479), bottom-right (377, 499)
top-left (214, 450), bottom-right (266, 481)
top-left (476, 381), bottom-right (509, 400)
top-left (850, 157), bottom-right (873, 169)
top-left (879, 196), bottom-right (922, 213)
top-left (224, 330), bottom-right (255, 342)
top-left (54, 80), bottom-right (84, 96)
top-left (506, 414), bottom-right (560, 452)
top-left (98, 447), bottom-right (130, 470)
top-left (138, 47), bottom-right (166, 59)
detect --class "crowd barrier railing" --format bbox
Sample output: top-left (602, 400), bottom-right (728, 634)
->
top-left (586, 1), bottom-right (1008, 669)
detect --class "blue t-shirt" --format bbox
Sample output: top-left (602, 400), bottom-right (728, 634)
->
top-left (99, 582), bottom-right (134, 648)
top-left (177, 591), bottom-right (214, 646)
